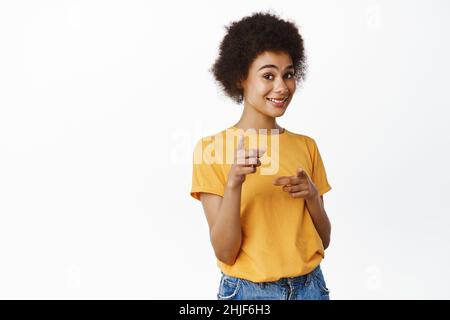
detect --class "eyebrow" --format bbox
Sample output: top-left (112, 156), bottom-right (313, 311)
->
top-left (257, 64), bottom-right (294, 72)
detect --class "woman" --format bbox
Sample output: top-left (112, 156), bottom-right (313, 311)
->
top-left (190, 11), bottom-right (332, 300)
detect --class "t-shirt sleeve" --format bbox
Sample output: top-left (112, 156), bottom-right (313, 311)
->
top-left (190, 138), bottom-right (226, 201)
top-left (309, 138), bottom-right (332, 196)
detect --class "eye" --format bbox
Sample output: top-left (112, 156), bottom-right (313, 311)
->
top-left (263, 72), bottom-right (295, 80)
top-left (285, 72), bottom-right (295, 79)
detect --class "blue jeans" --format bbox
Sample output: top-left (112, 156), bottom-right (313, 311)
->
top-left (217, 264), bottom-right (330, 300)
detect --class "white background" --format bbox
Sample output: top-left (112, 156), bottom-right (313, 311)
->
top-left (1, 0), bottom-right (449, 299)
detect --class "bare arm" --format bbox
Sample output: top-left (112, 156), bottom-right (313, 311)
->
top-left (200, 135), bottom-right (266, 265)
top-left (305, 195), bottom-right (331, 250)
top-left (200, 184), bottom-right (242, 265)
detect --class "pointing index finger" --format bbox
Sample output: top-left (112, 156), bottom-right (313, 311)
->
top-left (273, 176), bottom-right (292, 186)
top-left (297, 167), bottom-right (309, 180)
top-left (258, 147), bottom-right (266, 157)
top-left (237, 134), bottom-right (244, 151)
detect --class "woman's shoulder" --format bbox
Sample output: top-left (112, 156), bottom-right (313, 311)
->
top-left (192, 128), bottom-right (232, 156)
top-left (285, 129), bottom-right (317, 145)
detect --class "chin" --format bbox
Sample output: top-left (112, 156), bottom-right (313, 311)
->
top-left (273, 111), bottom-right (286, 117)
top-left (270, 107), bottom-right (288, 116)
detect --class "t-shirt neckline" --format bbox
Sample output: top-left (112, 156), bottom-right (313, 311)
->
top-left (228, 126), bottom-right (288, 136)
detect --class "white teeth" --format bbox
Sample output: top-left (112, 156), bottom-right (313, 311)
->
top-left (268, 98), bottom-right (287, 103)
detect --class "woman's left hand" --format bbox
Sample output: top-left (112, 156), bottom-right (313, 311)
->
top-left (273, 167), bottom-right (318, 202)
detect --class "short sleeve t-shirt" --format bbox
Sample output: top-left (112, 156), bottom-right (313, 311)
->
top-left (190, 126), bottom-right (332, 282)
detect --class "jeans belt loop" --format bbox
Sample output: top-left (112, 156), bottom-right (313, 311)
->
top-left (305, 272), bottom-right (312, 286)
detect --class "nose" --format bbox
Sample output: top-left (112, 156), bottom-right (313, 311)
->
top-left (274, 78), bottom-right (289, 94)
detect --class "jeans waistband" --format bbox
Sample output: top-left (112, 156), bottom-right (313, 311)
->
top-left (222, 264), bottom-right (321, 286)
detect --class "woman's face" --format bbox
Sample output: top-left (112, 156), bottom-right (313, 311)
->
top-left (240, 50), bottom-right (296, 117)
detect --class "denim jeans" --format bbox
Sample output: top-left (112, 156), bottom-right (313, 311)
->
top-left (217, 264), bottom-right (330, 300)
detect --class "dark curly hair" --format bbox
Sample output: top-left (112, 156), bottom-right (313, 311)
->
top-left (210, 11), bottom-right (307, 104)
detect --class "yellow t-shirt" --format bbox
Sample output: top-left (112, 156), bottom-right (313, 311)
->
top-left (190, 126), bottom-right (332, 282)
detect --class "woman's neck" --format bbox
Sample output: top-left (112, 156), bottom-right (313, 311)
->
top-left (233, 104), bottom-right (283, 131)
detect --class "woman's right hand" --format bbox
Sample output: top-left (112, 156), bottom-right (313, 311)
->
top-left (226, 134), bottom-right (266, 189)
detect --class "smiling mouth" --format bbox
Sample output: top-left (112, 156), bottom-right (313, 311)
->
top-left (266, 96), bottom-right (288, 107)
top-left (266, 97), bottom-right (288, 103)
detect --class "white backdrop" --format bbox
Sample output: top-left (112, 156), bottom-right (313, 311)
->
top-left (1, 0), bottom-right (449, 299)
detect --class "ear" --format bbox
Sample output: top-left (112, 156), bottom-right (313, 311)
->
top-left (236, 76), bottom-right (246, 89)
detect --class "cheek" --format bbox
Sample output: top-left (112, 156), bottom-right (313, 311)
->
top-left (251, 79), bottom-right (271, 95)
top-left (246, 82), bottom-right (269, 99)
top-left (248, 89), bottom-right (270, 103)
top-left (259, 85), bottom-right (273, 98)
top-left (288, 81), bottom-right (296, 93)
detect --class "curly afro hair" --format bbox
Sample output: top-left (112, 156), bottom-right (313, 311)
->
top-left (210, 11), bottom-right (307, 104)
